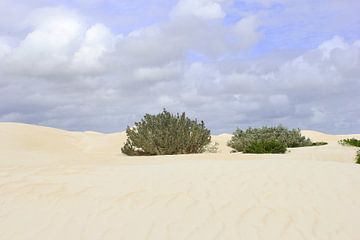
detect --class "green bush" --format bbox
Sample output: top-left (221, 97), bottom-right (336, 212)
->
top-left (242, 139), bottom-right (287, 154)
top-left (121, 109), bottom-right (211, 156)
top-left (339, 138), bottom-right (360, 147)
top-left (204, 142), bottom-right (219, 153)
top-left (311, 142), bottom-right (328, 146)
top-left (228, 125), bottom-right (313, 154)
top-left (339, 138), bottom-right (360, 164)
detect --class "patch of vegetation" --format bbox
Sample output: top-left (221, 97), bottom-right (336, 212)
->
top-left (338, 138), bottom-right (360, 147)
top-left (204, 142), bottom-right (219, 153)
top-left (228, 125), bottom-right (313, 154)
top-left (121, 109), bottom-right (211, 156)
top-left (311, 142), bottom-right (328, 146)
top-left (339, 138), bottom-right (360, 164)
top-left (241, 139), bottom-right (287, 154)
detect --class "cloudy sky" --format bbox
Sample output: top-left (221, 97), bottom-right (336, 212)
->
top-left (0, 0), bottom-right (359, 134)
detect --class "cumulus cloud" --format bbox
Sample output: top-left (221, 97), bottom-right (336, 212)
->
top-left (171, 0), bottom-right (227, 19)
top-left (0, 1), bottom-right (359, 134)
top-left (240, 0), bottom-right (287, 6)
top-left (4, 7), bottom-right (85, 77)
top-left (233, 15), bottom-right (262, 49)
top-left (171, 36), bottom-right (360, 132)
top-left (71, 23), bottom-right (116, 73)
top-left (134, 63), bottom-right (183, 83)
top-left (0, 39), bottom-right (11, 58)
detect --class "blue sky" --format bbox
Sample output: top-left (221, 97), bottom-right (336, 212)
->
top-left (0, 0), bottom-right (359, 133)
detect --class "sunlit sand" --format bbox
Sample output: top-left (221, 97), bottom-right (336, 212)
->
top-left (0, 122), bottom-right (359, 239)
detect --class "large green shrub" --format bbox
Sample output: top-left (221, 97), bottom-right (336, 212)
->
top-left (339, 138), bottom-right (360, 147)
top-left (356, 150), bottom-right (360, 164)
top-left (228, 125), bottom-right (313, 154)
top-left (121, 109), bottom-right (211, 156)
top-left (242, 139), bottom-right (287, 154)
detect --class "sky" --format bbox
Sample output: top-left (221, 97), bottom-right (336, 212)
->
top-left (0, 0), bottom-right (359, 134)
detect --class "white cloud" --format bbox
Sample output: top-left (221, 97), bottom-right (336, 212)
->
top-left (0, 2), bottom-right (261, 79)
top-left (134, 63), bottom-right (182, 82)
top-left (241, 0), bottom-right (287, 6)
top-left (0, 34), bottom-right (359, 133)
top-left (0, 39), bottom-right (11, 58)
top-left (5, 7), bottom-right (85, 76)
top-left (319, 36), bottom-right (348, 60)
top-left (171, 0), bottom-right (227, 19)
top-left (177, 36), bottom-right (360, 132)
top-left (71, 23), bottom-right (116, 73)
top-left (233, 15), bottom-right (262, 50)
top-left (0, 2), bottom-right (358, 134)
top-left (269, 94), bottom-right (289, 105)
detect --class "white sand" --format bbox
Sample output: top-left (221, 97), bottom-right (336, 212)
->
top-left (0, 122), bottom-right (360, 239)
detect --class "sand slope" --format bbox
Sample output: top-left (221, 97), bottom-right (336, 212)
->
top-left (0, 122), bottom-right (360, 240)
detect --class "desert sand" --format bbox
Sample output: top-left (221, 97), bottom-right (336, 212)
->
top-left (0, 122), bottom-right (360, 240)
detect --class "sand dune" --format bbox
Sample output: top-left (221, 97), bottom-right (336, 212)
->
top-left (0, 122), bottom-right (127, 155)
top-left (0, 122), bottom-right (360, 240)
top-left (301, 129), bottom-right (360, 142)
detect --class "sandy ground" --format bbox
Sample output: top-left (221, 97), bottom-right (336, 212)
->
top-left (0, 122), bottom-right (360, 240)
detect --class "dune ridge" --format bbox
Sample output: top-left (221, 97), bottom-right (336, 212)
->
top-left (0, 122), bottom-right (360, 240)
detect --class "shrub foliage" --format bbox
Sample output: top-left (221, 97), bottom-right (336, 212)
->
top-left (339, 138), bottom-right (360, 147)
top-left (121, 109), bottom-right (211, 156)
top-left (204, 142), bottom-right (219, 153)
top-left (311, 142), bottom-right (328, 146)
top-left (242, 139), bottom-right (287, 154)
top-left (339, 138), bottom-right (360, 164)
top-left (228, 125), bottom-right (313, 154)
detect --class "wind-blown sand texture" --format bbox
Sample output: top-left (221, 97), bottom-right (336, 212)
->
top-left (0, 122), bottom-right (360, 240)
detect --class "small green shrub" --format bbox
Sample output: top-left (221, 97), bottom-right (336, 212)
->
top-left (339, 138), bottom-right (360, 147)
top-left (228, 125), bottom-right (312, 154)
top-left (121, 109), bottom-right (211, 156)
top-left (338, 138), bottom-right (360, 164)
top-left (312, 142), bottom-right (328, 146)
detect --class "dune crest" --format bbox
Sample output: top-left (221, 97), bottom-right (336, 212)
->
top-left (301, 129), bottom-right (360, 142)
